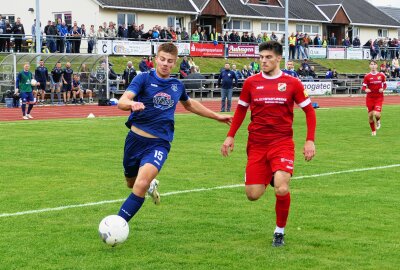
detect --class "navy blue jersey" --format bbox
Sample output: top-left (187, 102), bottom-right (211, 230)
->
top-left (125, 70), bottom-right (189, 142)
top-left (62, 68), bottom-right (74, 82)
top-left (51, 68), bottom-right (63, 83)
top-left (218, 70), bottom-right (238, 89)
top-left (72, 80), bottom-right (80, 89)
top-left (282, 69), bottom-right (298, 78)
top-left (35, 66), bottom-right (49, 82)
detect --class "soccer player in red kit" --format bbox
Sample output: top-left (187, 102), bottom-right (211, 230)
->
top-left (221, 41), bottom-right (316, 247)
top-left (362, 60), bottom-right (386, 136)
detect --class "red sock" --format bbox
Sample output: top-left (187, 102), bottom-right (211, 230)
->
top-left (275, 192), bottom-right (291, 228)
top-left (369, 121), bottom-right (376, 132)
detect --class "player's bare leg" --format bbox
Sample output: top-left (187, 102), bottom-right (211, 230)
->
top-left (272, 170), bottom-right (291, 247)
top-left (87, 89), bottom-right (93, 103)
top-left (245, 185), bottom-right (266, 201)
top-left (40, 90), bottom-right (45, 103)
top-left (374, 111), bottom-right (381, 130)
top-left (63, 92), bottom-right (67, 103)
top-left (118, 164), bottom-right (159, 222)
top-left (368, 111), bottom-right (376, 136)
top-left (126, 164), bottom-right (160, 205)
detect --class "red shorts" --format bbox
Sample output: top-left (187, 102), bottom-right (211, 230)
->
top-left (366, 97), bottom-right (383, 112)
top-left (245, 139), bottom-right (295, 186)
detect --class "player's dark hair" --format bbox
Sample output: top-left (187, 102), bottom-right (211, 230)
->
top-left (369, 59), bottom-right (377, 64)
top-left (157, 42), bottom-right (178, 57)
top-left (259, 41), bottom-right (283, 56)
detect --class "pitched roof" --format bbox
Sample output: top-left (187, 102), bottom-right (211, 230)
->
top-left (93, 0), bottom-right (400, 27)
top-left (309, 0), bottom-right (400, 27)
top-left (95, 0), bottom-right (198, 14)
top-left (317, 4), bottom-right (341, 20)
top-left (378, 6), bottom-right (400, 23)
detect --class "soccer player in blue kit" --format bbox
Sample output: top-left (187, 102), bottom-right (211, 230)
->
top-left (117, 43), bottom-right (232, 222)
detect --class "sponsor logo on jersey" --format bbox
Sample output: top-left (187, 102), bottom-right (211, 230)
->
top-left (278, 83), bottom-right (287, 92)
top-left (153, 92), bottom-right (174, 110)
top-left (151, 83), bottom-right (158, 87)
top-left (171, 84), bottom-right (178, 92)
top-left (256, 86), bottom-right (264, 90)
top-left (378, 76), bottom-right (381, 80)
top-left (280, 158), bottom-right (293, 164)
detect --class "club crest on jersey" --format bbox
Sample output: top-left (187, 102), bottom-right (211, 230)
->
top-left (278, 83), bottom-right (287, 92)
top-left (153, 92), bottom-right (174, 110)
top-left (377, 76), bottom-right (381, 80)
top-left (171, 84), bottom-right (178, 92)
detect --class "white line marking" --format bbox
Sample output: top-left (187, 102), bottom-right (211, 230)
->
top-left (0, 164), bottom-right (399, 218)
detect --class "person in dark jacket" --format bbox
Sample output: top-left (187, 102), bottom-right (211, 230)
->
top-left (179, 56), bottom-right (190, 78)
top-left (122, 61), bottom-right (137, 89)
top-left (218, 63), bottom-right (238, 112)
top-left (12, 17), bottom-right (25, 52)
top-left (139, 57), bottom-right (149, 72)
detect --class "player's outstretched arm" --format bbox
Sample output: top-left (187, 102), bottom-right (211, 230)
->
top-left (117, 91), bottom-right (145, 112)
top-left (180, 99), bottom-right (232, 124)
top-left (302, 104), bottom-right (316, 161)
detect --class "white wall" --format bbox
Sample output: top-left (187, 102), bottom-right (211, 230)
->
top-left (358, 26), bottom-right (398, 44)
top-left (1, 0), bottom-right (100, 35)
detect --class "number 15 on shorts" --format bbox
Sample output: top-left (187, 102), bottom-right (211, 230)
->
top-left (154, 150), bottom-right (164, 164)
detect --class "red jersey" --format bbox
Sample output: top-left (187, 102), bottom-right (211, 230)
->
top-left (238, 72), bottom-right (311, 144)
top-left (362, 72), bottom-right (386, 98)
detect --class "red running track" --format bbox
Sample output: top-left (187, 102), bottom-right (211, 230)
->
top-left (1, 95), bottom-right (399, 121)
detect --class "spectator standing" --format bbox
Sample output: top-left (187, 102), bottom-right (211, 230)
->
top-left (352, 36), bottom-right (361, 47)
top-left (97, 26), bottom-right (105, 39)
top-left (191, 30), bottom-right (200, 42)
top-left (0, 15), bottom-right (6, 52)
top-left (329, 32), bottom-right (337, 46)
top-left (288, 32), bottom-right (296, 59)
top-left (87, 25), bottom-right (96, 53)
top-left (70, 22), bottom-right (82, 53)
top-left (12, 17), bottom-right (25, 52)
top-left (4, 20), bottom-right (11, 52)
top-left (313, 34), bottom-right (321, 47)
top-left (181, 27), bottom-right (189, 41)
top-left (58, 21), bottom-right (68, 53)
top-left (34, 59), bottom-right (49, 104)
top-left (122, 61), bottom-right (137, 89)
top-left (270, 32), bottom-right (278, 42)
top-left (218, 63), bottom-right (238, 112)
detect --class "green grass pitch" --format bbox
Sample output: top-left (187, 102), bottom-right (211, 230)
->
top-left (0, 105), bottom-right (399, 269)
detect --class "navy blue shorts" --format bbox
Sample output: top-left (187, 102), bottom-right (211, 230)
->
top-left (62, 82), bottom-right (72, 92)
top-left (123, 130), bottom-right (171, 178)
top-left (20, 92), bottom-right (34, 103)
top-left (37, 81), bottom-right (47, 91)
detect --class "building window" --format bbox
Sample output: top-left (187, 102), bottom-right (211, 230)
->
top-left (2, 15), bottom-right (15, 25)
top-left (117, 13), bottom-right (136, 27)
top-left (260, 21), bottom-right (285, 33)
top-left (242, 20), bottom-right (251, 30)
top-left (167, 16), bottom-right (184, 30)
top-left (352, 27), bottom-right (360, 37)
top-left (223, 19), bottom-right (252, 31)
top-left (296, 24), bottom-right (320, 34)
top-left (378, 29), bottom-right (388, 38)
top-left (53, 12), bottom-right (72, 26)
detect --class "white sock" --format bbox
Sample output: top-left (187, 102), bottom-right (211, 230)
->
top-left (274, 226), bottom-right (285, 234)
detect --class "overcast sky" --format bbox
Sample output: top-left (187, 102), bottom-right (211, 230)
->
top-left (366, 0), bottom-right (400, 7)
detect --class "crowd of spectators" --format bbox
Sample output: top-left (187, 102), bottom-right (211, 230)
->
top-left (2, 15), bottom-right (400, 59)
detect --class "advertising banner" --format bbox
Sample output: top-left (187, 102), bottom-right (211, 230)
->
top-left (346, 48), bottom-right (363, 59)
top-left (190, 42), bottom-right (224, 57)
top-left (96, 40), bottom-right (112, 55)
top-left (328, 48), bottom-right (345, 59)
top-left (112, 41), bottom-right (152, 55)
top-left (227, 44), bottom-right (258, 57)
top-left (303, 81), bottom-right (332, 95)
top-left (309, 47), bottom-right (326, 59)
top-left (154, 42), bottom-right (190, 56)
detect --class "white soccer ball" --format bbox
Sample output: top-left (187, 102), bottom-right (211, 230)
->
top-left (98, 215), bottom-right (129, 247)
top-left (30, 79), bottom-right (37, 86)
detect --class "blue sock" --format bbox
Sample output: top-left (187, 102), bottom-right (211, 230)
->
top-left (21, 104), bottom-right (26, 115)
top-left (118, 193), bottom-right (145, 222)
